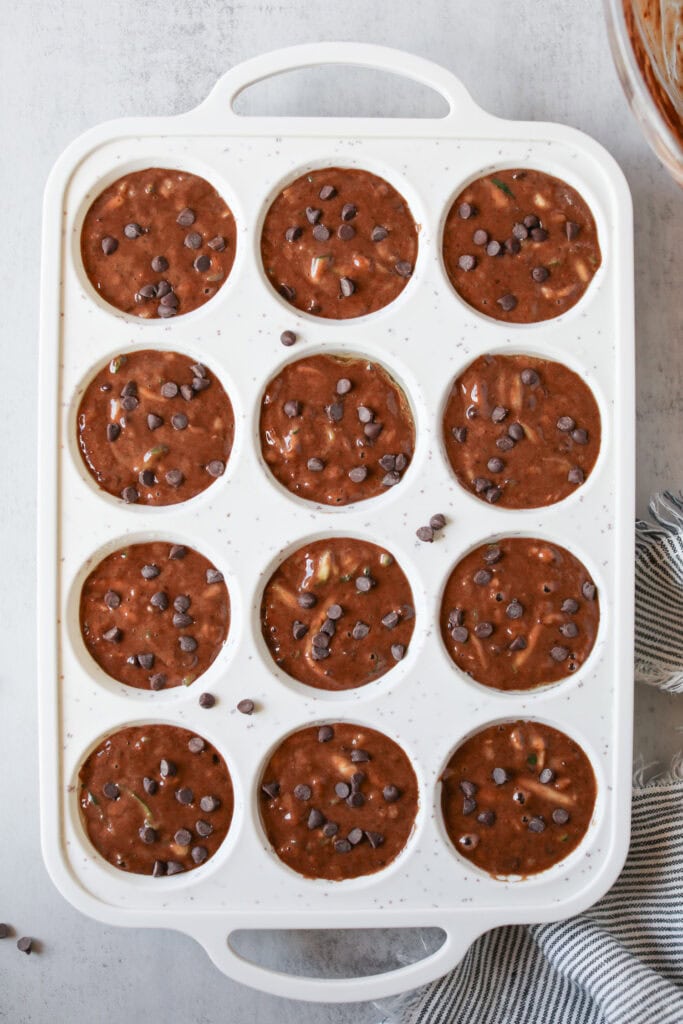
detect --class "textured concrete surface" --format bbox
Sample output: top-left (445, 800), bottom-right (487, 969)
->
top-left (1, 1), bottom-right (682, 1021)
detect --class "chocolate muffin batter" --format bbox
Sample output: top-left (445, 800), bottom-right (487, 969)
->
top-left (260, 167), bottom-right (418, 319)
top-left (260, 353), bottom-right (415, 506)
top-left (261, 538), bottom-right (415, 691)
top-left (79, 724), bottom-right (234, 876)
top-left (80, 541), bottom-right (229, 690)
top-left (440, 537), bottom-right (599, 691)
top-left (77, 349), bottom-right (234, 506)
top-left (624, 0), bottom-right (683, 152)
top-left (441, 720), bottom-right (596, 877)
top-left (442, 168), bottom-right (601, 323)
top-left (259, 723), bottom-right (418, 880)
top-left (81, 168), bottom-right (236, 318)
top-left (443, 353), bottom-right (601, 509)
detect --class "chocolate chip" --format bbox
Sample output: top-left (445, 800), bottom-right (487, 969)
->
top-left (335, 782), bottom-right (351, 800)
top-left (347, 620), bottom-right (369, 642)
top-left (371, 225), bottom-right (389, 242)
top-left (505, 236), bottom-right (521, 254)
top-left (208, 235), bottom-right (226, 251)
top-left (473, 569), bottom-right (492, 586)
top-left (293, 783), bottom-right (312, 802)
top-left (497, 293), bottom-right (518, 312)
top-left (486, 239), bottom-right (502, 257)
top-left (458, 202), bottom-right (474, 219)
top-left (147, 591), bottom-right (168, 613)
top-left (485, 486), bottom-right (502, 504)
top-left (166, 861), bottom-right (185, 875)
top-left (173, 611), bottom-right (193, 629)
top-left (539, 768), bottom-right (555, 785)
top-left (524, 214), bottom-right (540, 228)
top-left (121, 485), bottom-right (139, 504)
top-left (530, 228), bottom-right (548, 242)
top-left (103, 782), bottom-right (120, 800)
top-left (550, 645), bottom-right (570, 662)
top-left (188, 737), bottom-right (205, 753)
top-left (320, 822), bottom-right (338, 839)
top-left (149, 673), bottom-right (167, 690)
top-left (159, 759), bottom-right (177, 779)
top-left (137, 653), bottom-right (155, 670)
top-left (280, 330), bottom-right (297, 347)
top-left (458, 254), bottom-right (476, 272)
top-left (492, 767), bottom-right (509, 785)
top-left (156, 280), bottom-right (172, 298)
top-left (200, 794), bottom-right (221, 811)
top-left (319, 184), bottom-right (336, 200)
top-left (237, 699), bottom-right (255, 715)
top-left (280, 284), bottom-right (295, 301)
top-left (196, 819), bottom-right (213, 837)
top-left (123, 222), bottom-right (143, 239)
top-left (193, 254), bottom-right (211, 272)
top-left (338, 224), bottom-right (355, 240)
top-left (179, 635), bottom-right (198, 653)
top-left (487, 457), bottom-right (504, 474)
top-left (347, 828), bottom-right (363, 846)
top-left (316, 726), bottom-right (334, 745)
top-left (139, 469), bottom-right (155, 488)
top-left (339, 276), bottom-right (355, 297)
top-left (101, 235), bottom-right (118, 255)
top-left (528, 817), bottom-right (546, 833)
top-left (560, 621), bottom-right (579, 638)
top-left (532, 266), bottom-right (549, 283)
top-left (565, 221), bottom-right (581, 240)
top-left (416, 526), bottom-right (434, 543)
top-left (191, 846), bottom-right (208, 864)
top-left (483, 546), bottom-right (503, 565)
top-left (120, 394), bottom-right (139, 412)
top-left (520, 368), bottom-right (540, 386)
top-left (292, 620), bottom-right (309, 641)
top-left (327, 401), bottom-right (344, 422)
top-left (307, 809), bottom-right (326, 830)
top-left (512, 222), bottom-right (528, 240)
top-left (448, 609), bottom-right (464, 629)
top-left (477, 810), bottom-right (496, 826)
top-left (506, 600), bottom-right (524, 620)
top-left (473, 229), bottom-right (488, 246)
top-left (298, 592), bottom-right (317, 610)
top-left (152, 860), bottom-right (167, 877)
top-left (285, 226), bottom-right (302, 242)
top-left (312, 223), bottom-right (330, 242)
top-left (103, 590), bottom-right (121, 612)
top-left (474, 477), bottom-right (491, 494)
top-left (307, 457), bottom-right (324, 472)
top-left (568, 467), bottom-right (585, 484)
top-left (582, 581), bottom-right (597, 601)
top-left (334, 839), bottom-right (352, 853)
top-left (462, 797), bottom-right (477, 815)
top-left (139, 826), bottom-right (157, 845)
top-left (562, 598), bottom-right (579, 614)
top-left (175, 207), bottom-right (196, 227)
top-left (495, 435), bottom-right (515, 453)
top-left (206, 460), bottom-right (225, 477)
top-left (184, 231), bottom-right (202, 249)
top-left (206, 568), bottom-right (224, 585)
top-left (283, 399), bottom-right (301, 418)
top-left (451, 625), bottom-right (469, 643)
top-left (391, 643), bottom-right (406, 661)
top-left (106, 422), bottom-right (121, 442)
top-left (552, 808), bottom-right (570, 824)
top-left (103, 626), bottom-right (122, 644)
top-left (350, 749), bottom-right (371, 765)
top-left (395, 260), bottom-right (413, 278)
top-left (474, 621), bottom-right (493, 638)
top-left (356, 575), bottom-right (375, 593)
top-left (17, 937), bottom-right (32, 955)
top-left (149, 255), bottom-right (169, 275)
top-left (161, 382), bottom-right (179, 399)
top-left (571, 428), bottom-right (589, 445)
top-left (491, 406), bottom-right (508, 424)
top-left (364, 421), bottom-right (384, 441)
top-left (198, 692), bottom-right (215, 709)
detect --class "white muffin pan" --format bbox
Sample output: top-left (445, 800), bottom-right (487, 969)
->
top-left (39, 43), bottom-right (634, 1002)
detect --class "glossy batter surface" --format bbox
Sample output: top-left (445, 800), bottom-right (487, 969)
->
top-left (79, 541), bottom-right (229, 690)
top-left (442, 353), bottom-right (601, 509)
top-left (261, 538), bottom-right (415, 691)
top-left (77, 349), bottom-right (234, 506)
top-left (79, 724), bottom-right (234, 876)
top-left (441, 720), bottom-right (596, 877)
top-left (260, 353), bottom-right (415, 505)
top-left (443, 168), bottom-right (601, 323)
top-left (260, 723), bottom-right (418, 880)
top-left (81, 167), bottom-right (236, 317)
top-left (440, 537), bottom-right (599, 691)
top-left (261, 167), bottom-right (418, 318)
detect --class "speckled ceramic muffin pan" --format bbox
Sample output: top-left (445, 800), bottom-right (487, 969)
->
top-left (39, 44), bottom-right (634, 1003)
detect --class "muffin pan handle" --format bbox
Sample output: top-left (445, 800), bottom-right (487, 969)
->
top-left (198, 921), bottom-right (481, 1002)
top-left (197, 42), bottom-right (479, 124)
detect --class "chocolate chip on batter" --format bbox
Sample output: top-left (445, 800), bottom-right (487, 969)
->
top-left (355, 575), bottom-right (375, 593)
top-left (339, 276), bottom-right (355, 297)
top-left (195, 819), bottom-right (213, 838)
top-left (103, 626), bottom-right (122, 643)
top-left (473, 569), bottom-right (492, 586)
top-left (550, 645), bottom-right (570, 662)
top-left (307, 457), bottom-right (324, 472)
top-left (473, 477), bottom-right (491, 494)
top-left (335, 781), bottom-right (351, 800)
top-left (462, 797), bottom-right (477, 815)
top-left (334, 839), bottom-right (352, 854)
top-left (317, 726), bottom-right (334, 743)
top-left (346, 828), bottom-right (363, 846)
top-left (312, 223), bottom-right (330, 242)
top-left (280, 330), bottom-right (297, 347)
top-left (571, 428), bottom-right (589, 445)
top-left (568, 467), bottom-right (585, 484)
top-left (200, 794), bottom-right (221, 812)
top-left (193, 254), bottom-right (211, 272)
top-left (395, 261), bottom-right (413, 278)
top-left (473, 229), bottom-right (488, 246)
top-left (121, 485), bottom-right (139, 504)
top-left (184, 231), bottom-right (202, 250)
top-left (565, 221), bottom-right (581, 241)
top-left (492, 767), bottom-right (509, 785)
top-left (391, 643), bottom-right (406, 661)
top-left (348, 466), bottom-right (367, 483)
top-left (458, 254), bottom-right (476, 272)
top-left (139, 469), bottom-right (155, 488)
top-left (137, 653), bottom-right (154, 670)
top-left (161, 382), bottom-right (179, 399)
top-left (166, 861), bottom-right (185, 876)
top-left (338, 224), bottom-right (355, 241)
top-left (139, 826), bottom-right (157, 845)
top-left (506, 600), bottom-right (524, 620)
top-left (477, 810), bottom-right (496, 826)
top-left (179, 636), bottom-right (198, 653)
top-left (292, 620), bottom-right (309, 641)
top-left (103, 782), bottom-right (120, 800)
top-left (149, 673), bottom-right (167, 690)
top-left (283, 399), bottom-right (301, 418)
top-left (101, 236), bottom-right (118, 255)
top-left (298, 592), bottom-right (317, 609)
top-left (556, 416), bottom-right (576, 432)
top-left (208, 235), bottom-right (226, 251)
top-left (474, 621), bottom-right (493, 638)
top-left (206, 460), bottom-right (225, 478)
top-left (151, 860), bottom-right (167, 877)
top-left (173, 828), bottom-right (191, 847)
top-left (371, 225), bottom-right (389, 242)
top-left (497, 293), bottom-right (518, 312)
top-left (532, 266), bottom-right (549, 283)
top-left (458, 202), bottom-right (474, 219)
top-left (487, 457), bottom-right (505, 474)
top-left (326, 401), bottom-right (344, 422)
top-left (285, 226), bottom-right (302, 242)
top-left (307, 808), bottom-right (326, 830)
top-left (582, 581), bottom-right (596, 601)
top-left (520, 368), bottom-right (540, 386)
top-left (106, 423), bottom-right (121, 442)
top-left (530, 228), bottom-right (548, 242)
top-left (552, 808), bottom-right (570, 825)
top-left (142, 777), bottom-right (158, 796)
top-left (293, 784), bottom-right (312, 802)
top-left (561, 598), bottom-right (579, 614)
top-left (538, 768), bottom-right (556, 785)
top-left (198, 692), bottom-right (215, 709)
top-left (103, 590), bottom-right (121, 611)
top-left (123, 222), bottom-right (144, 239)
top-left (487, 240), bottom-right (502, 257)
top-left (483, 546), bottom-right (503, 565)
top-left (319, 184), bottom-right (337, 201)
top-left (528, 816), bottom-right (546, 833)
top-left (560, 621), bottom-right (579, 638)
top-left (451, 626), bottom-right (469, 643)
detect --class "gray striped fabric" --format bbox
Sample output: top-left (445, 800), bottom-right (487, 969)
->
top-left (398, 493), bottom-right (683, 1024)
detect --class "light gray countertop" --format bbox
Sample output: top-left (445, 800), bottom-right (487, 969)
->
top-left (1, 1), bottom-right (682, 1021)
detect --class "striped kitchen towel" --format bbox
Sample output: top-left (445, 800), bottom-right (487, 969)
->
top-left (393, 492), bottom-right (683, 1024)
